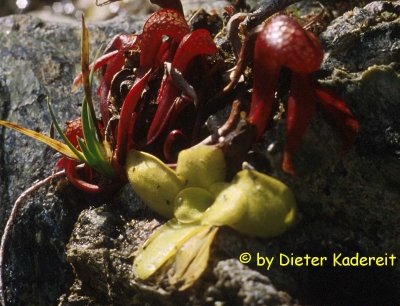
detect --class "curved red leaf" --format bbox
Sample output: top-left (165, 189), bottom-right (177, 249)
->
top-left (140, 9), bottom-right (189, 70)
top-left (146, 30), bottom-right (217, 144)
top-left (172, 29), bottom-right (217, 73)
top-left (114, 71), bottom-right (151, 165)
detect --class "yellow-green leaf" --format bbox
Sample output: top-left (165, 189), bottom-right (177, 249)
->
top-left (133, 220), bottom-right (207, 280)
top-left (47, 98), bottom-right (86, 163)
top-left (174, 187), bottom-right (214, 224)
top-left (169, 226), bottom-right (218, 290)
top-left (176, 145), bottom-right (226, 189)
top-left (204, 169), bottom-right (297, 238)
top-left (126, 150), bottom-right (184, 218)
top-left (201, 183), bottom-right (247, 227)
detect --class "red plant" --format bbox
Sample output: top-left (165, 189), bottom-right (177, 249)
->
top-left (70, 7), bottom-right (218, 191)
top-left (248, 15), bottom-right (359, 174)
top-left (1, 3), bottom-right (359, 192)
top-left (70, 7), bottom-right (360, 189)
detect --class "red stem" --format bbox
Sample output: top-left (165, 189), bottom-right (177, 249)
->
top-left (248, 60), bottom-right (280, 139)
top-left (97, 52), bottom-right (126, 126)
top-left (146, 77), bottom-right (180, 144)
top-left (315, 86), bottom-right (359, 152)
top-left (0, 170), bottom-right (66, 306)
top-left (64, 160), bottom-right (120, 194)
top-left (150, 0), bottom-right (184, 15)
top-left (73, 34), bottom-right (138, 87)
top-left (163, 130), bottom-right (188, 163)
top-left (282, 74), bottom-right (317, 175)
top-left (73, 50), bottom-right (118, 88)
top-left (171, 29), bottom-right (217, 73)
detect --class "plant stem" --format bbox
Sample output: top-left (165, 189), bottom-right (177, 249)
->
top-left (244, 0), bottom-right (301, 30)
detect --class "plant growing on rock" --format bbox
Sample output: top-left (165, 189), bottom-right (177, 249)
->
top-left (0, 0), bottom-right (359, 300)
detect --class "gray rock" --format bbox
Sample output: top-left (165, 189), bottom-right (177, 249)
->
top-left (210, 259), bottom-right (292, 306)
top-left (0, 14), bottom-right (83, 306)
top-left (0, 1), bottom-right (399, 306)
top-left (0, 13), bottom-right (143, 305)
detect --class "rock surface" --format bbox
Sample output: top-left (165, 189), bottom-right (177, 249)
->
top-left (0, 13), bottom-right (145, 306)
top-left (0, 1), bottom-right (399, 305)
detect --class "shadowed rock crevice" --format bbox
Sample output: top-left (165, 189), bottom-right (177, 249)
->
top-left (0, 75), bottom-right (11, 228)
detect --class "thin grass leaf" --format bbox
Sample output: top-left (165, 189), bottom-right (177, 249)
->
top-left (0, 120), bottom-right (80, 160)
top-left (79, 65), bottom-right (115, 177)
top-left (76, 137), bottom-right (109, 175)
top-left (77, 135), bottom-right (114, 177)
top-left (76, 137), bottom-right (96, 162)
top-left (81, 15), bottom-right (102, 139)
top-left (81, 97), bottom-right (104, 159)
top-left (77, 136), bottom-right (113, 177)
top-left (47, 99), bottom-right (87, 163)
top-left (133, 220), bottom-right (207, 280)
top-left (81, 15), bottom-right (92, 116)
top-left (169, 226), bottom-right (218, 290)
top-left (83, 43), bottom-right (105, 157)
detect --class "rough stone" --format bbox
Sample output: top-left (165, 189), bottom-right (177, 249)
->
top-left (0, 13), bottom-right (144, 305)
top-left (0, 1), bottom-right (399, 306)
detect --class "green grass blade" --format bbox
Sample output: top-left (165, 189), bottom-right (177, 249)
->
top-left (78, 40), bottom-right (115, 177)
top-left (77, 137), bottom-right (96, 161)
top-left (81, 15), bottom-right (103, 140)
top-left (80, 87), bottom-right (115, 174)
top-left (81, 97), bottom-right (103, 158)
top-left (47, 98), bottom-right (87, 163)
top-left (77, 135), bottom-right (115, 177)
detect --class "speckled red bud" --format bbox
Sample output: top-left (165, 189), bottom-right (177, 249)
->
top-left (256, 15), bottom-right (323, 73)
